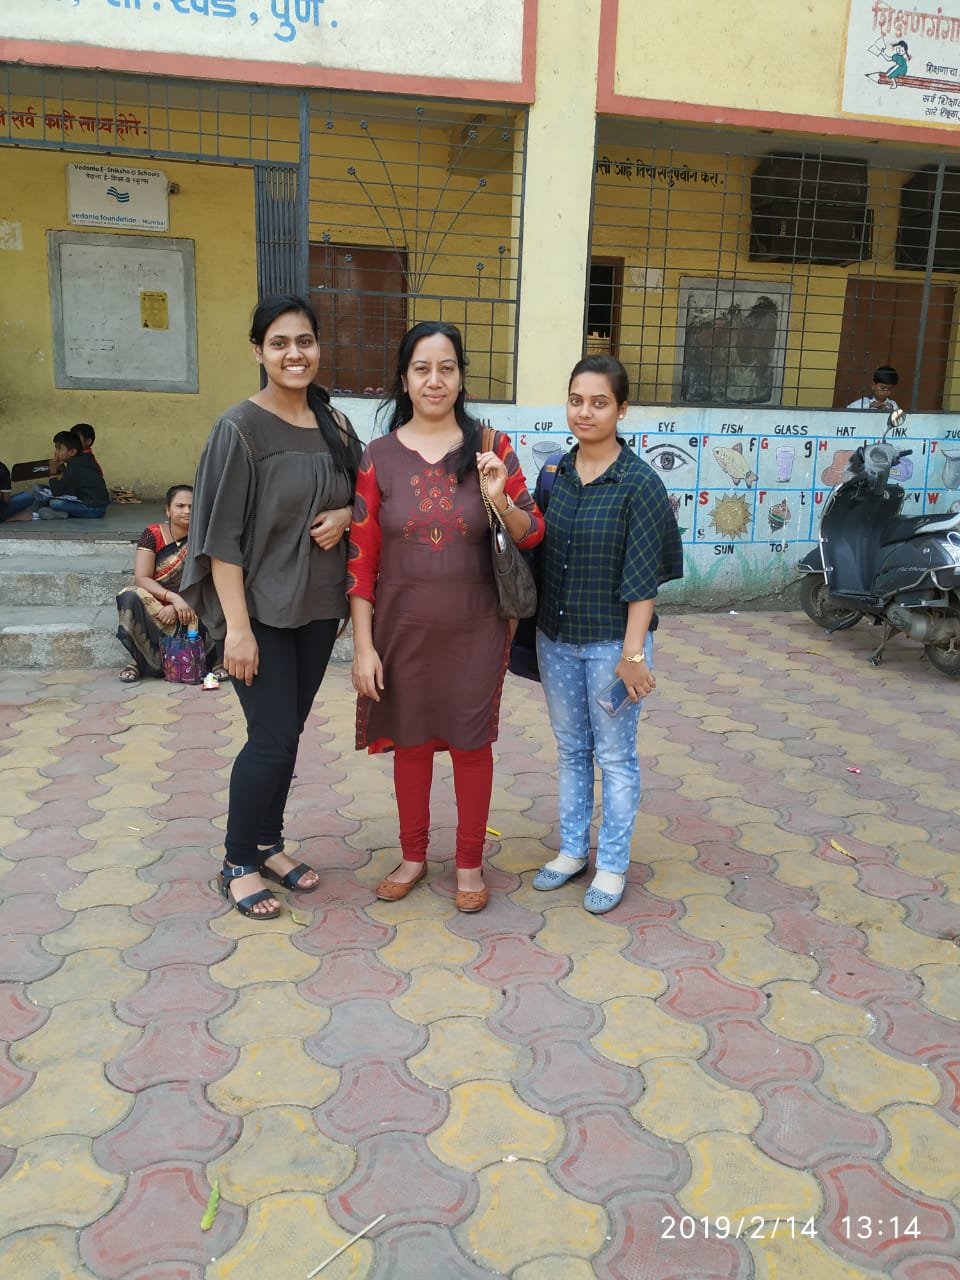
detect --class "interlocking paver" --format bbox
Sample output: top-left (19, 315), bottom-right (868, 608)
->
top-left (315, 1057), bottom-right (449, 1141)
top-left (880, 1102), bottom-right (960, 1200)
top-left (595, 1191), bottom-right (747, 1280)
top-left (79, 1164), bottom-right (244, 1278)
top-left (551, 1103), bottom-right (687, 1200)
top-left (429, 1079), bottom-right (564, 1170)
top-left (816, 1158), bottom-right (960, 1267)
top-left (702, 1017), bottom-right (821, 1088)
top-left (3, 615), bottom-right (960, 1277)
top-left (0, 1226), bottom-right (101, 1279)
top-left (0, 983), bottom-right (48, 1041)
top-left (208, 1037), bottom-right (338, 1113)
top-left (752, 1082), bottom-right (887, 1167)
top-left (10, 998), bottom-right (139, 1069)
top-left (633, 1057), bottom-right (761, 1141)
top-left (209, 1104), bottom-right (354, 1203)
top-left (1, 1135), bottom-right (123, 1233)
top-left (332, 1130), bottom-right (477, 1231)
top-left (208, 1192), bottom-right (372, 1280)
top-left (455, 1161), bottom-right (605, 1270)
top-left (93, 1081), bottom-right (240, 1172)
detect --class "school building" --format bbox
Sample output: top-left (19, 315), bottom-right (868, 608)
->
top-left (3, 0), bottom-right (960, 599)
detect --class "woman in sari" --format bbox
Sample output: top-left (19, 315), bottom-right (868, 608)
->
top-left (116, 484), bottom-right (220, 682)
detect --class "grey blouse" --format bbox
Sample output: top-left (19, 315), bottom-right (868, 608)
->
top-left (181, 399), bottom-right (358, 638)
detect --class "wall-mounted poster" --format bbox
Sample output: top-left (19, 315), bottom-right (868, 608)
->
top-left (48, 231), bottom-right (197, 394)
top-left (675, 278), bottom-right (792, 407)
top-left (841, 0), bottom-right (960, 128)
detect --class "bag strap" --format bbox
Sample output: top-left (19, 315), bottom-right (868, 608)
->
top-left (478, 467), bottom-right (505, 530)
top-left (479, 427), bottom-right (503, 529)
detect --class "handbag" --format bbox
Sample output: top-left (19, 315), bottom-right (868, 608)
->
top-left (479, 428), bottom-right (538, 621)
top-left (159, 626), bottom-right (205, 685)
top-left (508, 449), bottom-right (562, 680)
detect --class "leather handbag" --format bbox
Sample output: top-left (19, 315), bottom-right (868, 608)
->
top-left (479, 428), bottom-right (537, 621)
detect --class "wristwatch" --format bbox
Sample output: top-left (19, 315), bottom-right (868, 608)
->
top-left (497, 494), bottom-right (516, 515)
top-left (622, 652), bottom-right (647, 664)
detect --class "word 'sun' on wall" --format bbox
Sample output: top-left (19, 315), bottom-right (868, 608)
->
top-left (0, 0), bottom-right (528, 90)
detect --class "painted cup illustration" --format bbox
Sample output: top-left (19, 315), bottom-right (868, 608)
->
top-left (775, 445), bottom-right (795, 483)
top-left (941, 448), bottom-right (960, 490)
top-left (532, 439), bottom-right (563, 471)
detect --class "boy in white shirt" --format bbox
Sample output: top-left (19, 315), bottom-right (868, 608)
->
top-left (848, 366), bottom-right (900, 412)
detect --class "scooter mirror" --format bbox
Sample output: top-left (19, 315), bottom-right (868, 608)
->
top-left (888, 408), bottom-right (906, 430)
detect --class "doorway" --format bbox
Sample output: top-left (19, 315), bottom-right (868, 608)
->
top-left (309, 243), bottom-right (409, 396)
top-left (833, 278), bottom-right (955, 411)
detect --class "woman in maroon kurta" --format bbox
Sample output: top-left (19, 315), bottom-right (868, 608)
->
top-left (348, 322), bottom-right (543, 912)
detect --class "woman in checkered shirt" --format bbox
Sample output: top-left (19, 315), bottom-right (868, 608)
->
top-left (532, 356), bottom-right (683, 914)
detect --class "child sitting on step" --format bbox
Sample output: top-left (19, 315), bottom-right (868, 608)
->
top-left (34, 430), bottom-right (109, 520)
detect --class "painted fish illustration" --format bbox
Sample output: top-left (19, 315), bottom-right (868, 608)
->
top-left (768, 498), bottom-right (790, 532)
top-left (713, 443), bottom-right (758, 488)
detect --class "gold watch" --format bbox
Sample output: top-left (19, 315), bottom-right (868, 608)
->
top-left (622, 652), bottom-right (647, 664)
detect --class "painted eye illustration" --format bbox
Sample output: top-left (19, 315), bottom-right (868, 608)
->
top-left (645, 443), bottom-right (696, 476)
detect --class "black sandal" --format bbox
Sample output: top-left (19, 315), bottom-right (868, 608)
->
top-left (261, 845), bottom-right (320, 892)
top-left (218, 862), bottom-right (282, 919)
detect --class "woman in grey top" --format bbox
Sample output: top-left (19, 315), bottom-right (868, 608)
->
top-left (182, 295), bottom-right (362, 919)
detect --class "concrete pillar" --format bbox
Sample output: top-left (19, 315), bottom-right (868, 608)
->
top-left (515, 0), bottom-right (601, 402)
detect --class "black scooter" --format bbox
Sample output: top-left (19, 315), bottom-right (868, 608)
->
top-left (798, 409), bottom-right (960, 677)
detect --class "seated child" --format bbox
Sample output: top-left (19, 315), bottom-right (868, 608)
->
top-left (0, 461), bottom-right (36, 522)
top-left (34, 430), bottom-right (110, 519)
top-left (72, 423), bottom-right (104, 477)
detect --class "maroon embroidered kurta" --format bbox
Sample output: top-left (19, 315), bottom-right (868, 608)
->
top-left (347, 430), bottom-right (542, 753)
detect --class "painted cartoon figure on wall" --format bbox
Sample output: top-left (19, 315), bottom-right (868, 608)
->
top-left (885, 40), bottom-right (911, 87)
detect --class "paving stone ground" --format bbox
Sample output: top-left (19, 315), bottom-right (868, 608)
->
top-left (1, 611), bottom-right (959, 1279)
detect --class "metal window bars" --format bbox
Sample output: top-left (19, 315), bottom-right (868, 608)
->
top-left (305, 96), bottom-right (524, 401)
top-left (1, 66), bottom-right (525, 402)
top-left (589, 120), bottom-right (960, 412)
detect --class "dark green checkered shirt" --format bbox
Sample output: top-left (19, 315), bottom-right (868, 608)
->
top-left (536, 443), bottom-right (684, 644)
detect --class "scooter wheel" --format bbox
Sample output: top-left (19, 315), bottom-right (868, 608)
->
top-left (923, 642), bottom-right (960, 678)
top-left (799, 575), bottom-right (863, 632)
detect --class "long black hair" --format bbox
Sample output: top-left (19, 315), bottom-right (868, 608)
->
top-left (249, 294), bottom-right (361, 480)
top-left (378, 320), bottom-right (482, 479)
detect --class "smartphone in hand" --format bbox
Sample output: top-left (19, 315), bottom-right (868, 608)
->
top-left (596, 676), bottom-right (633, 717)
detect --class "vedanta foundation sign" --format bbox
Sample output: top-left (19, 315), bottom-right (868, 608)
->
top-left (0, 0), bottom-right (531, 95)
top-left (842, 0), bottom-right (960, 127)
top-left (67, 164), bottom-right (169, 231)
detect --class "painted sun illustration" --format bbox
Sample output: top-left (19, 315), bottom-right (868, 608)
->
top-left (709, 493), bottom-right (752, 539)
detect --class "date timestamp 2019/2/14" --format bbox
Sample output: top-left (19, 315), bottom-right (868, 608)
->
top-left (660, 1215), bottom-right (923, 1241)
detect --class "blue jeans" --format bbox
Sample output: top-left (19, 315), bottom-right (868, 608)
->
top-left (0, 492), bottom-right (34, 521)
top-left (537, 631), bottom-right (654, 876)
top-left (34, 489), bottom-right (107, 519)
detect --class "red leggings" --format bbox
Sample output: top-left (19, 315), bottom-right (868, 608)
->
top-left (393, 742), bottom-right (493, 869)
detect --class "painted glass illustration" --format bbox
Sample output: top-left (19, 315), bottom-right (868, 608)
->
top-left (678, 278), bottom-right (791, 406)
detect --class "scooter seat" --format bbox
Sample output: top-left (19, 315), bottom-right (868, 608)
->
top-left (881, 509), bottom-right (960, 544)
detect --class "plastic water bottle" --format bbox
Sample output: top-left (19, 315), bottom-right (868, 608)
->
top-left (179, 628), bottom-right (204, 684)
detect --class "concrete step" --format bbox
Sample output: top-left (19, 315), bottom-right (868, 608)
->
top-left (0, 606), bottom-right (123, 669)
top-left (0, 555), bottom-right (132, 606)
top-left (0, 536), bottom-right (137, 560)
top-left (0, 605), bottom-right (356, 669)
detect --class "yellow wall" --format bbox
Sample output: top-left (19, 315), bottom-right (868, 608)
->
top-left (516, 0), bottom-right (603, 402)
top-left (2, 148), bottom-right (257, 497)
top-left (615, 0), bottom-right (847, 118)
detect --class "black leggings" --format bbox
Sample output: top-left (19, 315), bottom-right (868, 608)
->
top-left (224, 616), bottom-right (339, 867)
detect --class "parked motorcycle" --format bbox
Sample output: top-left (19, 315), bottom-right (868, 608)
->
top-left (798, 409), bottom-right (960, 677)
